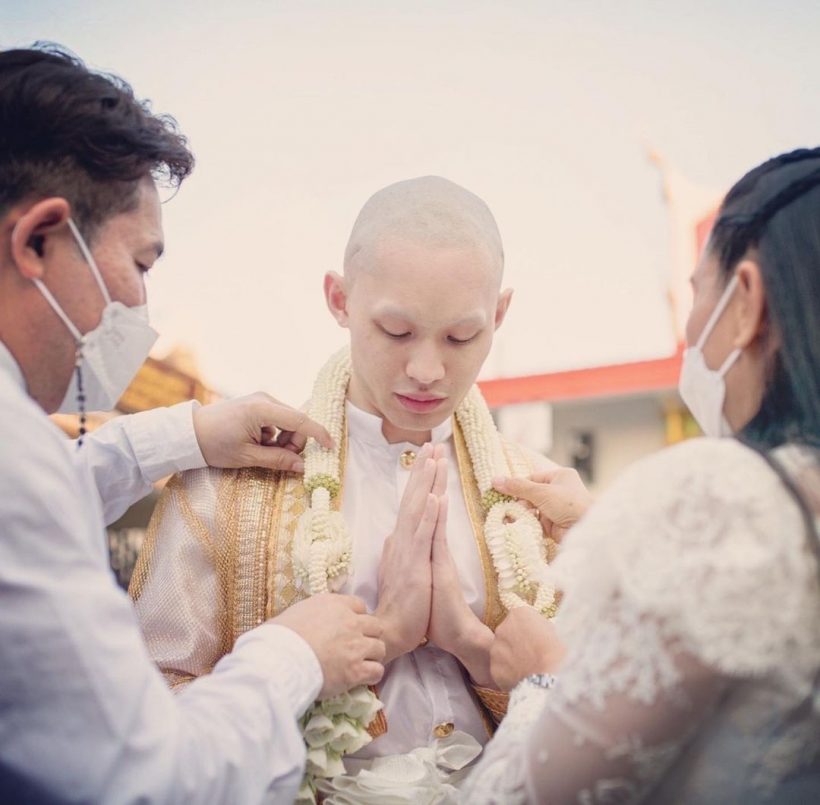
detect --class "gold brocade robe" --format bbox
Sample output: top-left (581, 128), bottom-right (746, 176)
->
top-left (130, 409), bottom-right (550, 733)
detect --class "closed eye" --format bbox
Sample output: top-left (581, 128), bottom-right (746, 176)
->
top-left (381, 327), bottom-right (411, 339)
top-left (448, 334), bottom-right (478, 345)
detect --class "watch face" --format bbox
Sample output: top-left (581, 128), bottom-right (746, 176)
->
top-left (527, 673), bottom-right (557, 689)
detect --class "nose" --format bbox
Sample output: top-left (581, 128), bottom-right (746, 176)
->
top-left (406, 342), bottom-right (445, 386)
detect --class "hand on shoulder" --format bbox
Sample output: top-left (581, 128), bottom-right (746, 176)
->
top-left (192, 392), bottom-right (333, 473)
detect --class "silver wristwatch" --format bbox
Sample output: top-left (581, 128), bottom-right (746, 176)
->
top-left (524, 673), bottom-right (557, 689)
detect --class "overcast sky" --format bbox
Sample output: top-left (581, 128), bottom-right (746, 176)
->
top-left (3, 0), bottom-right (819, 402)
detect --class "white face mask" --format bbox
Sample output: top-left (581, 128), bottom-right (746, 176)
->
top-left (678, 274), bottom-right (742, 438)
top-left (33, 218), bottom-right (158, 413)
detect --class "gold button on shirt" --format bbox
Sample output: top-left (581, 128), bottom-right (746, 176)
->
top-left (399, 449), bottom-right (417, 469)
top-left (433, 722), bottom-right (455, 739)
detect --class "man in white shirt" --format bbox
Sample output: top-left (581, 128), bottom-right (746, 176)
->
top-left (133, 176), bottom-right (558, 801)
top-left (0, 44), bottom-right (385, 803)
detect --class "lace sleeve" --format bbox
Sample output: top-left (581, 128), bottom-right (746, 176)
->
top-left (463, 614), bottom-right (729, 804)
top-left (129, 467), bottom-right (233, 687)
top-left (463, 438), bottom-right (819, 803)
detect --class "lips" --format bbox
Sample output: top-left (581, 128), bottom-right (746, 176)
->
top-left (394, 393), bottom-right (447, 414)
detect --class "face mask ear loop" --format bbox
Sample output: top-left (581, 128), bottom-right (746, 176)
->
top-left (695, 273), bottom-right (741, 350)
top-left (67, 218), bottom-right (112, 306)
top-left (717, 347), bottom-right (742, 377)
top-left (32, 279), bottom-right (84, 343)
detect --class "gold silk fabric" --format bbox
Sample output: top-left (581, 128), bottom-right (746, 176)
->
top-left (129, 403), bottom-right (549, 723)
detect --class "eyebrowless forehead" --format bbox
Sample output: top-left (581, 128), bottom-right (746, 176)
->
top-left (343, 176), bottom-right (504, 278)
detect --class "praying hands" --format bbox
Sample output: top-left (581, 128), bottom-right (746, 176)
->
top-left (375, 445), bottom-right (495, 686)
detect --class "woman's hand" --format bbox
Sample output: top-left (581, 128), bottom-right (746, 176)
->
top-left (490, 607), bottom-right (566, 691)
top-left (493, 467), bottom-right (593, 542)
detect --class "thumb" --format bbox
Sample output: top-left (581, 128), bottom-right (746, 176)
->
top-left (242, 444), bottom-right (306, 473)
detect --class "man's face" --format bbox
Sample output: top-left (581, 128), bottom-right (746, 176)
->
top-left (336, 238), bottom-right (509, 443)
top-left (21, 177), bottom-right (165, 413)
top-left (55, 177), bottom-right (164, 336)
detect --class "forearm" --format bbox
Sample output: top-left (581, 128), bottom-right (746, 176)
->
top-left (163, 624), bottom-right (322, 803)
top-left (71, 402), bottom-right (205, 524)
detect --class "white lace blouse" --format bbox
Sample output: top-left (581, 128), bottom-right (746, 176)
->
top-left (463, 438), bottom-right (820, 804)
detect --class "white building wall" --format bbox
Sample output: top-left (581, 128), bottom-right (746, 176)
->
top-left (495, 394), bottom-right (671, 492)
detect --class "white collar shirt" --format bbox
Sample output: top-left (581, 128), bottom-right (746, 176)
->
top-left (0, 341), bottom-right (322, 803)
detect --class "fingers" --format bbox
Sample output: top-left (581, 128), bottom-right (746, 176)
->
top-left (432, 494), bottom-right (449, 561)
top-left (243, 444), bottom-right (306, 473)
top-left (274, 428), bottom-right (307, 453)
top-left (361, 636), bottom-right (387, 662)
top-left (344, 595), bottom-right (368, 615)
top-left (399, 447), bottom-right (437, 522)
top-left (492, 475), bottom-right (552, 507)
top-left (357, 660), bottom-right (385, 686)
top-left (358, 613), bottom-right (383, 638)
top-left (432, 456), bottom-right (447, 497)
top-left (254, 398), bottom-right (334, 450)
top-left (411, 493), bottom-right (438, 555)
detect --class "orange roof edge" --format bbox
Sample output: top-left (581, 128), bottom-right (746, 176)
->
top-left (478, 345), bottom-right (684, 407)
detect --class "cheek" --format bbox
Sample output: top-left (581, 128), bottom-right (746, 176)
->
top-left (450, 341), bottom-right (492, 386)
top-left (685, 294), bottom-right (711, 347)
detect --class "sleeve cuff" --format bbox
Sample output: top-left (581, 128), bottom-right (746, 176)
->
top-left (229, 623), bottom-right (323, 717)
top-left (128, 401), bottom-right (207, 483)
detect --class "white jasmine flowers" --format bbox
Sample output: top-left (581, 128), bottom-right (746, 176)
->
top-left (455, 386), bottom-right (558, 617)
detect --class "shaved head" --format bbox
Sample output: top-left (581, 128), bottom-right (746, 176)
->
top-left (343, 176), bottom-right (504, 284)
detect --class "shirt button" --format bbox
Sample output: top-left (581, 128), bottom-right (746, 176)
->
top-left (399, 449), bottom-right (417, 469)
top-left (433, 722), bottom-right (454, 738)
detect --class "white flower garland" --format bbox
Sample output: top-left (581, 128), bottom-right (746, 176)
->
top-left (293, 349), bottom-right (556, 801)
top-left (295, 348), bottom-right (382, 804)
top-left (455, 386), bottom-right (557, 617)
top-left (292, 347), bottom-right (351, 596)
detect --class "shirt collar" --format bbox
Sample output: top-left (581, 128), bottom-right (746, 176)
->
top-left (345, 400), bottom-right (453, 449)
top-left (0, 340), bottom-right (26, 393)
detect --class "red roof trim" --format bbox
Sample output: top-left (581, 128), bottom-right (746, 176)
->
top-left (478, 345), bottom-right (684, 407)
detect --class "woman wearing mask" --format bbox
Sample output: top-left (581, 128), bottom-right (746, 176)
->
top-left (462, 148), bottom-right (820, 803)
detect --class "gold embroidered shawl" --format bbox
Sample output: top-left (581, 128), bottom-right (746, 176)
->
top-left (129, 404), bottom-right (549, 704)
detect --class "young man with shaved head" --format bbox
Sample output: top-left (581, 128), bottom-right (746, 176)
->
top-left (133, 176), bottom-right (558, 801)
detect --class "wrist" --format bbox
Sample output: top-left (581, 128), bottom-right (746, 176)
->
top-left (452, 621), bottom-right (494, 688)
top-left (375, 609), bottom-right (414, 664)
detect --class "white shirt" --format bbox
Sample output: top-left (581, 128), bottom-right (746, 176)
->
top-left (340, 402), bottom-right (490, 766)
top-left (0, 342), bottom-right (322, 804)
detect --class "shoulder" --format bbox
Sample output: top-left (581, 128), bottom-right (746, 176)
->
top-left (0, 378), bottom-right (78, 492)
top-left (152, 464), bottom-right (281, 531)
top-left (564, 436), bottom-right (802, 569)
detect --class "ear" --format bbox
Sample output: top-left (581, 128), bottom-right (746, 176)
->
top-left (323, 271), bottom-right (350, 327)
top-left (493, 288), bottom-right (513, 331)
top-left (9, 198), bottom-right (72, 280)
top-left (731, 259), bottom-right (767, 349)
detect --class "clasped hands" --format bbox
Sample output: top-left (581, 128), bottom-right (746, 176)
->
top-left (374, 444), bottom-right (496, 687)
top-left (375, 449), bottom-right (594, 692)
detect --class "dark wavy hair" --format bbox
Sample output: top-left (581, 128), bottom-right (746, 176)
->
top-left (0, 43), bottom-right (194, 239)
top-left (708, 147), bottom-right (820, 451)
